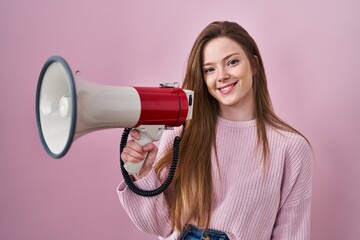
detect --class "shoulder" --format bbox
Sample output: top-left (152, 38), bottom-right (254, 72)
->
top-left (270, 129), bottom-right (313, 206)
top-left (282, 131), bottom-right (312, 160)
top-left (267, 126), bottom-right (311, 154)
top-left (266, 126), bottom-right (313, 174)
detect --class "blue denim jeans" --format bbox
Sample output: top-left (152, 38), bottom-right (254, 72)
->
top-left (179, 225), bottom-right (230, 240)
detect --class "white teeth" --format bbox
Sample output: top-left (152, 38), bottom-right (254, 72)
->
top-left (219, 83), bottom-right (236, 91)
top-left (221, 85), bottom-right (232, 91)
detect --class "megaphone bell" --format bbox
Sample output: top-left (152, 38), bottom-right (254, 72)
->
top-left (36, 56), bottom-right (194, 176)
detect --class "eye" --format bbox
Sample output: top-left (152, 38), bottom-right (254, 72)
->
top-left (228, 59), bottom-right (239, 66)
top-left (203, 67), bottom-right (215, 74)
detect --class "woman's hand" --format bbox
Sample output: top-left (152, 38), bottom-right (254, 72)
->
top-left (120, 129), bottom-right (158, 180)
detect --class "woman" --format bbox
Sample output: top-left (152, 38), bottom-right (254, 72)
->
top-left (119, 21), bottom-right (313, 240)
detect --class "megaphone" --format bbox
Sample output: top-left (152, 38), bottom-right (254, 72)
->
top-left (35, 56), bottom-right (194, 177)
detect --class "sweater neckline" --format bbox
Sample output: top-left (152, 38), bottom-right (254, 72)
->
top-left (217, 116), bottom-right (257, 128)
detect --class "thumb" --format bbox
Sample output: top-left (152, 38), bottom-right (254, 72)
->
top-left (142, 143), bottom-right (158, 166)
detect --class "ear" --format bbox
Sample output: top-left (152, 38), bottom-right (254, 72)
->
top-left (252, 55), bottom-right (259, 76)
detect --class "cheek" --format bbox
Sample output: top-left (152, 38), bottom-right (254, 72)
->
top-left (203, 79), bottom-right (219, 99)
top-left (243, 77), bottom-right (253, 90)
top-left (204, 77), bottom-right (215, 91)
top-left (237, 76), bottom-right (253, 94)
top-left (237, 67), bottom-right (253, 86)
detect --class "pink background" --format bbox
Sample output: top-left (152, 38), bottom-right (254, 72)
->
top-left (1, 1), bottom-right (359, 239)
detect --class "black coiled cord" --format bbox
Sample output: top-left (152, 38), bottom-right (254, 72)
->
top-left (119, 127), bottom-right (181, 197)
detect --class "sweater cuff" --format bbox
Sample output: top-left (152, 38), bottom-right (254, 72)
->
top-left (117, 168), bottom-right (160, 194)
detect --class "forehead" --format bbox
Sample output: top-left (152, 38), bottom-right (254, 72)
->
top-left (202, 37), bottom-right (246, 63)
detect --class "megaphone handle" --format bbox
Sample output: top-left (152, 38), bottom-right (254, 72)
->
top-left (123, 125), bottom-right (165, 175)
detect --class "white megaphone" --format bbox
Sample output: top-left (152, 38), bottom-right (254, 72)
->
top-left (36, 56), bottom-right (194, 176)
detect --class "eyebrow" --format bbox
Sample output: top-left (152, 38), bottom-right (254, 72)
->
top-left (202, 52), bottom-right (241, 67)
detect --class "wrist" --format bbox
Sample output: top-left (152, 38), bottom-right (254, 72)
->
top-left (133, 168), bottom-right (152, 181)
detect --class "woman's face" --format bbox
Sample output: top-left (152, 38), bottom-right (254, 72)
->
top-left (202, 37), bottom-right (255, 120)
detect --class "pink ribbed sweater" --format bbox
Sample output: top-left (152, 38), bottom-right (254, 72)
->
top-left (118, 117), bottom-right (313, 240)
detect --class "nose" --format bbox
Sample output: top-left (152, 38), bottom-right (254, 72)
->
top-left (217, 67), bottom-right (230, 82)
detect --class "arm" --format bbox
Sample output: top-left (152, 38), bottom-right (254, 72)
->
top-left (117, 169), bottom-right (173, 237)
top-left (117, 128), bottom-right (178, 237)
top-left (272, 135), bottom-right (313, 240)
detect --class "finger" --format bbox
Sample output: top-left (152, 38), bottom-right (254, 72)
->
top-left (132, 144), bottom-right (158, 180)
top-left (142, 143), bottom-right (157, 154)
top-left (121, 145), bottom-right (145, 162)
top-left (129, 129), bottom-right (140, 140)
top-left (125, 140), bottom-right (144, 154)
top-left (142, 143), bottom-right (158, 166)
top-left (120, 151), bottom-right (141, 163)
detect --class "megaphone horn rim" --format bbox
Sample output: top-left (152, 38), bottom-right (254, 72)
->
top-left (35, 56), bottom-right (77, 159)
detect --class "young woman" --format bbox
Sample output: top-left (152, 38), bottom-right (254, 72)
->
top-left (119, 21), bottom-right (313, 240)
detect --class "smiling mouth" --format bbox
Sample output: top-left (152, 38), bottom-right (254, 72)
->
top-left (218, 82), bottom-right (238, 92)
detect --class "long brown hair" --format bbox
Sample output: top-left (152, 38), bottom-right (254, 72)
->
top-left (154, 21), bottom-right (305, 231)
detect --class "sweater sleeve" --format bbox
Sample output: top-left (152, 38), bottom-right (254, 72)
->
top-left (117, 169), bottom-right (173, 237)
top-left (271, 135), bottom-right (313, 240)
top-left (117, 129), bottom-right (179, 238)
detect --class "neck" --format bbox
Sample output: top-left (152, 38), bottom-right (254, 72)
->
top-left (218, 98), bottom-right (255, 121)
top-left (219, 107), bottom-right (255, 121)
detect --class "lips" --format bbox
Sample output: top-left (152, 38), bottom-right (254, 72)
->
top-left (218, 81), bottom-right (238, 94)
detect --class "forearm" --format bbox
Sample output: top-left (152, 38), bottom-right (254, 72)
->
top-left (272, 135), bottom-right (313, 239)
top-left (271, 197), bottom-right (312, 240)
top-left (117, 169), bottom-right (173, 237)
